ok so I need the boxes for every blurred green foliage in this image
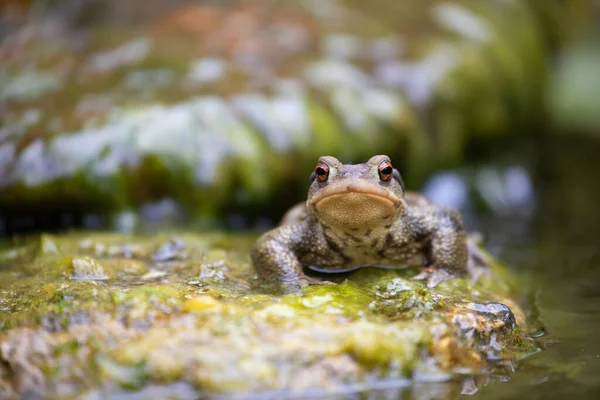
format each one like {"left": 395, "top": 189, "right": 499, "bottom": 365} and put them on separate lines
{"left": 0, "top": 0, "right": 596, "bottom": 224}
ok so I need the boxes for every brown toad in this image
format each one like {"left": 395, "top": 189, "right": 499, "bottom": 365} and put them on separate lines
{"left": 251, "top": 155, "right": 468, "bottom": 287}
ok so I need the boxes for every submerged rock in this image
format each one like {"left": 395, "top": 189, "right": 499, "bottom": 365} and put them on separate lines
{"left": 0, "top": 232, "right": 538, "bottom": 398}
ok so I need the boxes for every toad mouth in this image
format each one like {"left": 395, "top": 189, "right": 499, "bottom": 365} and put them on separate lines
{"left": 310, "top": 182, "right": 401, "bottom": 207}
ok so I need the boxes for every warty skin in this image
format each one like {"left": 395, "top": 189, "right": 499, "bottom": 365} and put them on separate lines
{"left": 251, "top": 155, "right": 468, "bottom": 287}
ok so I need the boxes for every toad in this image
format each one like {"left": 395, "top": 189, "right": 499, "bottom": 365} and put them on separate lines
{"left": 251, "top": 155, "right": 468, "bottom": 287}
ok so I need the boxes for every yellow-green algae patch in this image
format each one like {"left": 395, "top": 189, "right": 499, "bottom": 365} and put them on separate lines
{"left": 0, "top": 232, "right": 538, "bottom": 398}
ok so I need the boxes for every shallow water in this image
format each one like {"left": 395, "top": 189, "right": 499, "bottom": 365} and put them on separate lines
{"left": 467, "top": 139, "right": 600, "bottom": 400}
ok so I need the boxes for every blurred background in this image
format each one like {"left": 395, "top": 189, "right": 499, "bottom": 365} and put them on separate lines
{"left": 1, "top": 0, "right": 600, "bottom": 398}
{"left": 1, "top": 0, "right": 598, "bottom": 236}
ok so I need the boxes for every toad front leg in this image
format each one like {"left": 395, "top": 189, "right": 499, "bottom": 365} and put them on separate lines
{"left": 418, "top": 208, "right": 469, "bottom": 280}
{"left": 251, "top": 224, "right": 321, "bottom": 287}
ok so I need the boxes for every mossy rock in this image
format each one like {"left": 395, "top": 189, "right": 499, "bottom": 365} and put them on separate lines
{"left": 0, "top": 232, "right": 538, "bottom": 398}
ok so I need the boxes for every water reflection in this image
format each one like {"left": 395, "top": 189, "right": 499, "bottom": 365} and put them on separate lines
{"left": 470, "top": 140, "right": 600, "bottom": 400}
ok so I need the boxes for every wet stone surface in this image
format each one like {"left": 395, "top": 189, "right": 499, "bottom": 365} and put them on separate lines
{"left": 0, "top": 232, "right": 538, "bottom": 398}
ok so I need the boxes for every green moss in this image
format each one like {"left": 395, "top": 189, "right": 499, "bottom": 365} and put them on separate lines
{"left": 278, "top": 281, "right": 375, "bottom": 318}
{"left": 0, "top": 231, "right": 536, "bottom": 397}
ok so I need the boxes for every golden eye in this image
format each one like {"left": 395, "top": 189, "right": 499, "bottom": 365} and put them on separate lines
{"left": 378, "top": 160, "right": 393, "bottom": 182}
{"left": 315, "top": 162, "right": 329, "bottom": 182}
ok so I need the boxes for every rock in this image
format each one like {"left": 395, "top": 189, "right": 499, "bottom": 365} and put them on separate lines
{"left": 151, "top": 238, "right": 188, "bottom": 262}
{"left": 69, "top": 257, "right": 110, "bottom": 280}
{"left": 0, "top": 232, "right": 539, "bottom": 397}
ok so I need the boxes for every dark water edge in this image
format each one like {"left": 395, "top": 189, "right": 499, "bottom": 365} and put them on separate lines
{"left": 468, "top": 137, "right": 600, "bottom": 400}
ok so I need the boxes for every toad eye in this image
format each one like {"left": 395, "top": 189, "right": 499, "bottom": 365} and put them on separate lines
{"left": 378, "top": 160, "right": 393, "bottom": 182}
{"left": 315, "top": 162, "right": 330, "bottom": 182}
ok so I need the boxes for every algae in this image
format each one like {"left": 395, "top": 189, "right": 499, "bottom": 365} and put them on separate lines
{"left": 0, "top": 232, "right": 538, "bottom": 398}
